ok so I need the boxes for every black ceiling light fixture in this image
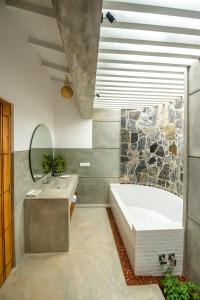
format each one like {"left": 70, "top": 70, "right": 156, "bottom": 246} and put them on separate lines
{"left": 94, "top": 93, "right": 100, "bottom": 98}
{"left": 106, "top": 11, "right": 116, "bottom": 24}
{"left": 101, "top": 11, "right": 116, "bottom": 24}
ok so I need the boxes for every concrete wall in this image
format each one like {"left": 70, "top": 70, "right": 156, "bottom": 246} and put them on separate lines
{"left": 55, "top": 108, "right": 120, "bottom": 204}
{"left": 185, "top": 60, "right": 200, "bottom": 284}
{"left": 0, "top": 4, "right": 56, "bottom": 265}
{"left": 54, "top": 92, "right": 92, "bottom": 148}
{"left": 13, "top": 151, "right": 47, "bottom": 264}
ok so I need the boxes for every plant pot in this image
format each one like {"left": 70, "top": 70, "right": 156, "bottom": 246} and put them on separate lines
{"left": 53, "top": 172, "right": 65, "bottom": 177}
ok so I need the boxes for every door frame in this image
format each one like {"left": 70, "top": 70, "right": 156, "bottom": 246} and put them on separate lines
{"left": 0, "top": 96, "right": 14, "bottom": 281}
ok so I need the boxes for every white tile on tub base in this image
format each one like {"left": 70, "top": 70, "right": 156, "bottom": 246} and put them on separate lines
{"left": 109, "top": 190, "right": 136, "bottom": 269}
{"left": 135, "top": 229, "right": 184, "bottom": 276}
{"left": 109, "top": 186, "right": 184, "bottom": 277}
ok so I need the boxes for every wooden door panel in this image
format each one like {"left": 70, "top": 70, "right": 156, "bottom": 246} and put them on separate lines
{"left": 0, "top": 274, "right": 3, "bottom": 287}
{"left": 0, "top": 99, "right": 12, "bottom": 284}
{"left": 3, "top": 102, "right": 11, "bottom": 118}
{"left": 5, "top": 262, "right": 12, "bottom": 278}
{"left": 0, "top": 194, "right": 2, "bottom": 236}
{"left": 0, "top": 155, "right": 2, "bottom": 196}
{"left": 3, "top": 192, "right": 11, "bottom": 230}
{"left": 0, "top": 235, "right": 3, "bottom": 281}
{"left": 3, "top": 116, "right": 10, "bottom": 154}
{"left": 0, "top": 103, "right": 2, "bottom": 156}
{"left": 3, "top": 154, "right": 10, "bottom": 193}
{"left": 4, "top": 228, "right": 12, "bottom": 268}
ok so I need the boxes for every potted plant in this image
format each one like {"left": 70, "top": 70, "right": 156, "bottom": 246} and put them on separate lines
{"left": 41, "top": 153, "right": 53, "bottom": 174}
{"left": 52, "top": 155, "right": 66, "bottom": 176}
{"left": 160, "top": 269, "right": 200, "bottom": 300}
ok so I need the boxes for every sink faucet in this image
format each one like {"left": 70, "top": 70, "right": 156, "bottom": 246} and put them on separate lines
{"left": 43, "top": 175, "right": 51, "bottom": 184}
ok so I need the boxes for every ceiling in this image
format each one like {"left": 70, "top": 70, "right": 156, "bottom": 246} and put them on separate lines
{"left": 5, "top": 0, "right": 69, "bottom": 93}
{"left": 94, "top": 0, "right": 200, "bottom": 109}
{"left": 5, "top": 0, "right": 102, "bottom": 118}
{"left": 52, "top": 0, "right": 102, "bottom": 118}
{"left": 5, "top": 0, "right": 200, "bottom": 114}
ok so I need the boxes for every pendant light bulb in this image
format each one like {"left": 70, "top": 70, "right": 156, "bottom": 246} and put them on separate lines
{"left": 60, "top": 75, "right": 73, "bottom": 100}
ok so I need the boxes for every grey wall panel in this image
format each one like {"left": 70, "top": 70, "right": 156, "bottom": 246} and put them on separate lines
{"left": 187, "top": 61, "right": 200, "bottom": 285}
{"left": 77, "top": 177, "right": 119, "bottom": 204}
{"left": 188, "top": 91, "right": 200, "bottom": 157}
{"left": 14, "top": 151, "right": 43, "bottom": 210}
{"left": 55, "top": 148, "right": 120, "bottom": 177}
{"left": 14, "top": 151, "right": 45, "bottom": 265}
{"left": 189, "top": 60, "right": 200, "bottom": 95}
{"left": 54, "top": 148, "right": 92, "bottom": 176}
{"left": 93, "top": 121, "right": 120, "bottom": 149}
{"left": 14, "top": 151, "right": 34, "bottom": 210}
{"left": 14, "top": 205, "right": 24, "bottom": 266}
{"left": 188, "top": 158, "right": 200, "bottom": 225}
{"left": 93, "top": 108, "right": 121, "bottom": 121}
{"left": 185, "top": 218, "right": 200, "bottom": 284}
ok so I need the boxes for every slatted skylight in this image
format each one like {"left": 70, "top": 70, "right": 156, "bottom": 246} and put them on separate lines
{"left": 94, "top": 0, "right": 200, "bottom": 109}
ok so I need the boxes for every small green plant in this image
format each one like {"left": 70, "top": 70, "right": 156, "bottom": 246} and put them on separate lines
{"left": 52, "top": 155, "right": 65, "bottom": 174}
{"left": 41, "top": 153, "right": 53, "bottom": 173}
{"left": 160, "top": 269, "right": 200, "bottom": 300}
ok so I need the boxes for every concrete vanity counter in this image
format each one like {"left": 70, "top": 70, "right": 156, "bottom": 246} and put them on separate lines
{"left": 25, "top": 175, "right": 78, "bottom": 200}
{"left": 24, "top": 175, "right": 78, "bottom": 253}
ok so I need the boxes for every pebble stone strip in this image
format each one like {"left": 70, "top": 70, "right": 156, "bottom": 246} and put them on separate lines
{"left": 106, "top": 208, "right": 161, "bottom": 285}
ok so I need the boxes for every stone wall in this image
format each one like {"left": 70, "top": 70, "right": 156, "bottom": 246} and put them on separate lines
{"left": 120, "top": 98, "right": 184, "bottom": 197}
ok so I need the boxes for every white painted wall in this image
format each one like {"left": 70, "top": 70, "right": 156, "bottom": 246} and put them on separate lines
{"left": 0, "top": 4, "right": 56, "bottom": 151}
{"left": 0, "top": 3, "right": 92, "bottom": 151}
{"left": 54, "top": 84, "right": 92, "bottom": 148}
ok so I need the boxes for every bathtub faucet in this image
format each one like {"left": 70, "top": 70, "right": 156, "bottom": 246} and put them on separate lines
{"left": 159, "top": 254, "right": 167, "bottom": 265}
{"left": 168, "top": 253, "right": 177, "bottom": 266}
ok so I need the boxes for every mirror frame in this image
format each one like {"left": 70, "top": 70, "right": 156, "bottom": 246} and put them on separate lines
{"left": 29, "top": 124, "right": 53, "bottom": 182}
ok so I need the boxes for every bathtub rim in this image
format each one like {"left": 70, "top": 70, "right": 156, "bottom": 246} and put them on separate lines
{"left": 110, "top": 183, "right": 184, "bottom": 231}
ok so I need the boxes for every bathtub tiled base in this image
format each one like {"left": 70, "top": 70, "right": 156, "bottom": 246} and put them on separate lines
{"left": 106, "top": 208, "right": 161, "bottom": 285}
{"left": 109, "top": 186, "right": 184, "bottom": 276}
{"left": 135, "top": 230, "right": 184, "bottom": 276}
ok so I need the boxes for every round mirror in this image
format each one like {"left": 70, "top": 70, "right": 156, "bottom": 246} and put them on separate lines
{"left": 29, "top": 124, "right": 53, "bottom": 181}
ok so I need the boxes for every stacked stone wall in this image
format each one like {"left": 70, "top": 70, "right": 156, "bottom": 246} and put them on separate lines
{"left": 120, "top": 98, "right": 184, "bottom": 197}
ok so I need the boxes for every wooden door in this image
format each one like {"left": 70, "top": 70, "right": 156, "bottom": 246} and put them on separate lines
{"left": 0, "top": 99, "right": 13, "bottom": 286}
{"left": 0, "top": 101, "right": 3, "bottom": 285}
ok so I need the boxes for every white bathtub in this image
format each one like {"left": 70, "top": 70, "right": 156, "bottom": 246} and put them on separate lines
{"left": 109, "top": 184, "right": 184, "bottom": 276}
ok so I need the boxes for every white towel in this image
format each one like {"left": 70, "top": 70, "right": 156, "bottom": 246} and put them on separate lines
{"left": 71, "top": 194, "right": 77, "bottom": 203}
{"left": 59, "top": 175, "right": 71, "bottom": 178}
{"left": 26, "top": 189, "right": 42, "bottom": 197}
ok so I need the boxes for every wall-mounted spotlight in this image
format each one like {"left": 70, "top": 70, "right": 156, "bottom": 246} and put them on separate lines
{"left": 106, "top": 11, "right": 116, "bottom": 24}
{"left": 101, "top": 11, "right": 116, "bottom": 24}
{"left": 95, "top": 93, "right": 100, "bottom": 98}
